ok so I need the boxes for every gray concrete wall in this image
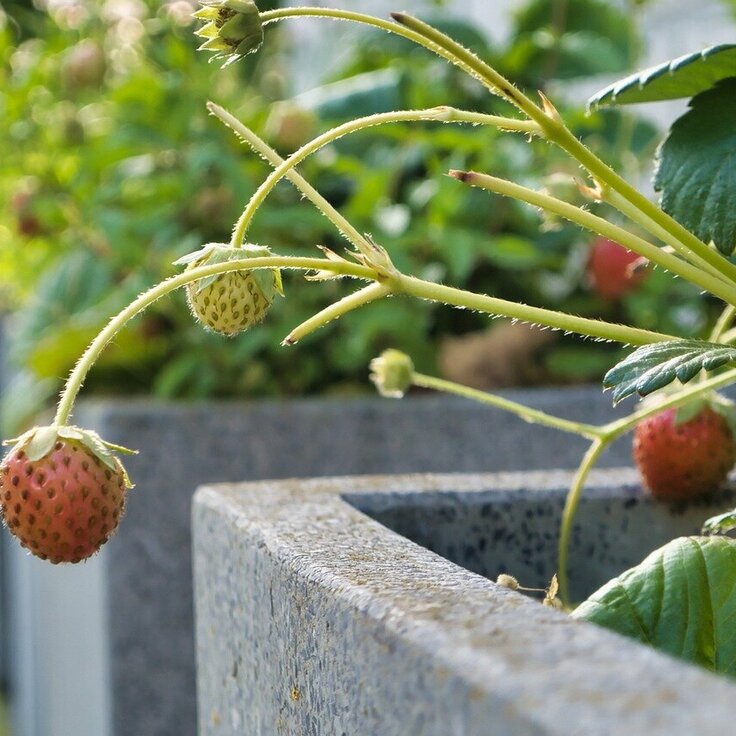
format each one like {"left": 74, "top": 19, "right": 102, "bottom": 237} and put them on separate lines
{"left": 193, "top": 471, "right": 736, "bottom": 735}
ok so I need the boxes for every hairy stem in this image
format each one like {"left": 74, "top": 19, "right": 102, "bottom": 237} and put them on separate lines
{"left": 261, "top": 9, "right": 736, "bottom": 288}
{"left": 412, "top": 373, "right": 604, "bottom": 439}
{"left": 452, "top": 171, "right": 736, "bottom": 306}
{"left": 396, "top": 273, "right": 676, "bottom": 346}
{"left": 605, "top": 189, "right": 735, "bottom": 288}
{"left": 209, "top": 101, "right": 370, "bottom": 253}
{"left": 557, "top": 438, "right": 608, "bottom": 605}
{"left": 54, "top": 256, "right": 376, "bottom": 426}
{"left": 283, "top": 282, "right": 393, "bottom": 345}
{"left": 231, "top": 107, "right": 539, "bottom": 249}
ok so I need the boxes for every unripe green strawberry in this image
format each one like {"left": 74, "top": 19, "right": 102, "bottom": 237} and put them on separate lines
{"left": 633, "top": 402, "right": 736, "bottom": 501}
{"left": 0, "top": 426, "right": 134, "bottom": 564}
{"left": 175, "top": 243, "right": 283, "bottom": 337}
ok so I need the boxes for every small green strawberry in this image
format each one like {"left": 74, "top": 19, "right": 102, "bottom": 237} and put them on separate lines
{"left": 194, "top": 0, "right": 263, "bottom": 67}
{"left": 175, "top": 243, "right": 283, "bottom": 337}
{"left": 0, "top": 425, "right": 135, "bottom": 563}
{"left": 633, "top": 397, "right": 736, "bottom": 501}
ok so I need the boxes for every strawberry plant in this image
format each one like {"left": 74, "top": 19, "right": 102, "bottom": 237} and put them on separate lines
{"left": 4, "top": 0, "right": 736, "bottom": 678}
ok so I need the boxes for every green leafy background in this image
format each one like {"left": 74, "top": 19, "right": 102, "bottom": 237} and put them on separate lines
{"left": 0, "top": 0, "right": 718, "bottom": 429}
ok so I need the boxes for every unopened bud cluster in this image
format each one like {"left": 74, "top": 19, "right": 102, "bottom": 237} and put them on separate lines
{"left": 194, "top": 0, "right": 263, "bottom": 66}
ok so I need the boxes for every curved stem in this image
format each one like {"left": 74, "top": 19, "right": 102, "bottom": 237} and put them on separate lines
{"left": 261, "top": 9, "right": 736, "bottom": 287}
{"left": 710, "top": 305, "right": 736, "bottom": 342}
{"left": 396, "top": 273, "right": 676, "bottom": 346}
{"left": 283, "top": 282, "right": 392, "bottom": 345}
{"left": 412, "top": 372, "right": 604, "bottom": 439}
{"left": 388, "top": 12, "right": 736, "bottom": 288}
{"left": 53, "top": 256, "right": 376, "bottom": 426}
{"left": 259, "top": 7, "right": 533, "bottom": 109}
{"left": 231, "top": 107, "right": 539, "bottom": 249}
{"left": 557, "top": 438, "right": 608, "bottom": 605}
{"left": 209, "top": 101, "right": 369, "bottom": 253}
{"left": 453, "top": 171, "right": 736, "bottom": 306}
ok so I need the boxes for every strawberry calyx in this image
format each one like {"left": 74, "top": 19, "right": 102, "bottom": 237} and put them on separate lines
{"left": 174, "top": 242, "right": 284, "bottom": 300}
{"left": 194, "top": 1, "right": 264, "bottom": 67}
{"left": 3, "top": 424, "right": 136, "bottom": 489}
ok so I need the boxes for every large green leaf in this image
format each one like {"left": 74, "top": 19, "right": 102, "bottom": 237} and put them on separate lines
{"left": 573, "top": 537, "right": 736, "bottom": 676}
{"left": 588, "top": 44, "right": 736, "bottom": 109}
{"left": 654, "top": 79, "right": 736, "bottom": 255}
{"left": 603, "top": 340, "right": 736, "bottom": 403}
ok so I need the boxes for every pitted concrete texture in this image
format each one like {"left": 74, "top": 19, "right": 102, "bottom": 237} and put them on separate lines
{"left": 193, "top": 471, "right": 736, "bottom": 736}
{"left": 79, "top": 387, "right": 634, "bottom": 736}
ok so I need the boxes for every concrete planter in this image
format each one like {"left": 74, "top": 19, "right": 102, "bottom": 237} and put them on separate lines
{"left": 10, "top": 386, "right": 636, "bottom": 736}
{"left": 193, "top": 470, "right": 736, "bottom": 736}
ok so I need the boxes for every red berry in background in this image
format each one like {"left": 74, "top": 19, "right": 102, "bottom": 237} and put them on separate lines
{"left": 0, "top": 426, "right": 133, "bottom": 563}
{"left": 587, "top": 237, "right": 647, "bottom": 300}
{"left": 633, "top": 405, "right": 736, "bottom": 502}
{"left": 10, "top": 192, "right": 43, "bottom": 238}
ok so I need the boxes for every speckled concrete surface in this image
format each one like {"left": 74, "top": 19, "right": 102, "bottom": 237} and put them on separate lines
{"left": 81, "top": 387, "right": 633, "bottom": 736}
{"left": 193, "top": 470, "right": 736, "bottom": 736}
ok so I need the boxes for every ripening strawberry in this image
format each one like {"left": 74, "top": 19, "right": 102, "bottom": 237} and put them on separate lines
{"left": 175, "top": 243, "right": 283, "bottom": 337}
{"left": 587, "top": 237, "right": 647, "bottom": 300}
{"left": 0, "top": 425, "right": 134, "bottom": 563}
{"left": 633, "top": 403, "right": 736, "bottom": 502}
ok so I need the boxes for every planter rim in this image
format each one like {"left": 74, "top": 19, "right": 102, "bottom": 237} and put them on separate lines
{"left": 195, "top": 469, "right": 736, "bottom": 735}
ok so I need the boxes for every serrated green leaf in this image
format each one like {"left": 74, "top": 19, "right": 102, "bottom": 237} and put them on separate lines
{"left": 573, "top": 537, "right": 736, "bottom": 677}
{"left": 603, "top": 340, "right": 736, "bottom": 403}
{"left": 588, "top": 44, "right": 736, "bottom": 109}
{"left": 24, "top": 426, "right": 59, "bottom": 461}
{"left": 654, "top": 80, "right": 736, "bottom": 255}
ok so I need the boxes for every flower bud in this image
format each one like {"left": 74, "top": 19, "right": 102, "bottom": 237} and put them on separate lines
{"left": 369, "top": 350, "right": 414, "bottom": 398}
{"left": 194, "top": 0, "right": 263, "bottom": 67}
{"left": 496, "top": 574, "right": 520, "bottom": 590}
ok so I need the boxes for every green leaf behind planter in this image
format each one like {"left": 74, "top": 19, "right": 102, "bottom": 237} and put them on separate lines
{"left": 588, "top": 44, "right": 736, "bottom": 109}
{"left": 603, "top": 340, "right": 736, "bottom": 403}
{"left": 573, "top": 537, "right": 736, "bottom": 677}
{"left": 654, "top": 80, "right": 736, "bottom": 255}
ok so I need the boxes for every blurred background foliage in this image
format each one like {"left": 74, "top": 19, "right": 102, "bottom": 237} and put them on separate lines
{"left": 0, "top": 0, "right": 721, "bottom": 429}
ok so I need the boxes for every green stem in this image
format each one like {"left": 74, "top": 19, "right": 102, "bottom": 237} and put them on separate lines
{"left": 388, "top": 12, "right": 736, "bottom": 288}
{"left": 710, "top": 305, "right": 736, "bottom": 342}
{"left": 396, "top": 273, "right": 676, "bottom": 346}
{"left": 556, "top": 364, "right": 736, "bottom": 602}
{"left": 283, "top": 282, "right": 392, "bottom": 345}
{"left": 209, "top": 101, "right": 370, "bottom": 253}
{"left": 604, "top": 189, "right": 735, "bottom": 289}
{"left": 259, "top": 7, "right": 528, "bottom": 107}
{"left": 452, "top": 171, "right": 736, "bottom": 306}
{"left": 412, "top": 373, "right": 604, "bottom": 439}
{"left": 557, "top": 438, "right": 608, "bottom": 606}
{"left": 264, "top": 9, "right": 736, "bottom": 288}
{"left": 600, "top": 367, "right": 736, "bottom": 439}
{"left": 231, "top": 107, "right": 538, "bottom": 249}
{"left": 53, "top": 256, "right": 376, "bottom": 426}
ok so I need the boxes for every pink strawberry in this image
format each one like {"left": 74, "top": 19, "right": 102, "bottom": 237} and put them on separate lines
{"left": 633, "top": 403, "right": 736, "bottom": 501}
{"left": 0, "top": 426, "right": 134, "bottom": 563}
{"left": 587, "top": 237, "right": 647, "bottom": 300}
